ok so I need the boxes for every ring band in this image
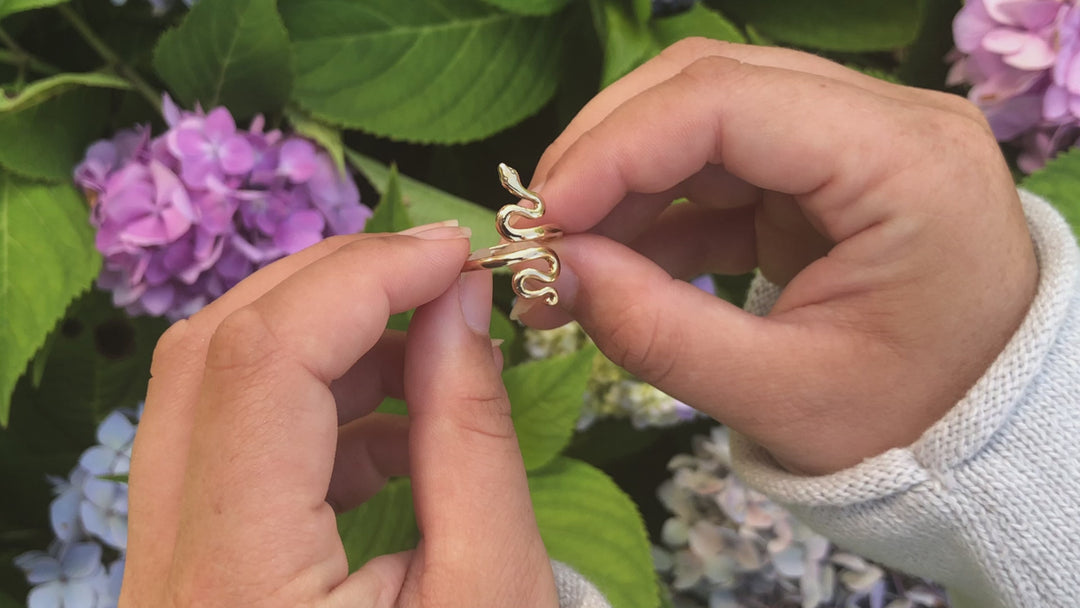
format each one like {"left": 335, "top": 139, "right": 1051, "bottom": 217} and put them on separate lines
{"left": 462, "top": 239, "right": 561, "bottom": 272}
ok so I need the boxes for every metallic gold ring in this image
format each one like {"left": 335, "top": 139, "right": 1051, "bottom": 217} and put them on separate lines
{"left": 462, "top": 163, "right": 562, "bottom": 305}
{"left": 463, "top": 240, "right": 561, "bottom": 305}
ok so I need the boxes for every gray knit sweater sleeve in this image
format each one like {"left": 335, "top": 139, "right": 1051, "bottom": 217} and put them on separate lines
{"left": 730, "top": 190, "right": 1080, "bottom": 608}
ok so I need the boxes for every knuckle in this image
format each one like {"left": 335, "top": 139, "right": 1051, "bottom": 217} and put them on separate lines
{"left": 336, "top": 234, "right": 399, "bottom": 267}
{"left": 149, "top": 319, "right": 199, "bottom": 377}
{"left": 677, "top": 54, "right": 747, "bottom": 89}
{"left": 453, "top": 391, "right": 517, "bottom": 443}
{"left": 660, "top": 36, "right": 733, "bottom": 63}
{"left": 941, "top": 113, "right": 1000, "bottom": 161}
{"left": 598, "top": 303, "right": 679, "bottom": 386}
{"left": 204, "top": 307, "right": 278, "bottom": 374}
{"left": 938, "top": 92, "right": 993, "bottom": 130}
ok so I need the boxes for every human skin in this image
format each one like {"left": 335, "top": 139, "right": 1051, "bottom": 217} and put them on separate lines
{"left": 518, "top": 38, "right": 1039, "bottom": 475}
{"left": 120, "top": 224, "right": 559, "bottom": 607}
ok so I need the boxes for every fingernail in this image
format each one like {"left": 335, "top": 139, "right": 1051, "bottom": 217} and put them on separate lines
{"left": 553, "top": 259, "right": 578, "bottom": 310}
{"left": 490, "top": 338, "right": 504, "bottom": 348}
{"left": 399, "top": 220, "right": 457, "bottom": 235}
{"left": 459, "top": 271, "right": 492, "bottom": 335}
{"left": 409, "top": 225, "right": 472, "bottom": 241}
{"left": 509, "top": 297, "right": 539, "bottom": 322}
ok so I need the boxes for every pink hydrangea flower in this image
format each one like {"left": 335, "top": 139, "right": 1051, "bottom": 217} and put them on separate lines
{"left": 75, "top": 95, "right": 372, "bottom": 321}
{"left": 949, "top": 0, "right": 1080, "bottom": 171}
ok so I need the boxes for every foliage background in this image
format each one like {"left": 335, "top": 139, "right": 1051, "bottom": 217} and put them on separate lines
{"left": 2, "top": 0, "right": 1079, "bottom": 606}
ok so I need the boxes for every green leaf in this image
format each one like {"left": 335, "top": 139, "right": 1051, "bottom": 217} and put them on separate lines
{"left": 593, "top": 1, "right": 743, "bottom": 86}
{"left": 531, "top": 458, "right": 657, "bottom": 608}
{"left": 364, "top": 165, "right": 415, "bottom": 235}
{"left": 0, "top": 589, "right": 21, "bottom": 608}
{"left": 490, "top": 307, "right": 517, "bottom": 360}
{"left": 348, "top": 151, "right": 497, "bottom": 248}
{"left": 480, "top": 0, "right": 572, "bottom": 16}
{"left": 0, "top": 86, "right": 111, "bottom": 181}
{"left": 898, "top": 0, "right": 963, "bottom": 89}
{"left": 0, "top": 0, "right": 64, "bottom": 19}
{"left": 649, "top": 4, "right": 744, "bottom": 49}
{"left": 504, "top": 346, "right": 594, "bottom": 471}
{"left": 0, "top": 289, "right": 164, "bottom": 530}
{"left": 337, "top": 478, "right": 418, "bottom": 570}
{"left": 712, "top": 0, "right": 923, "bottom": 52}
{"left": 29, "top": 289, "right": 167, "bottom": 422}
{"left": 98, "top": 473, "right": 129, "bottom": 483}
{"left": 285, "top": 105, "right": 345, "bottom": 173}
{"left": 0, "top": 72, "right": 130, "bottom": 113}
{"left": 0, "top": 172, "right": 100, "bottom": 425}
{"left": 281, "top": 0, "right": 565, "bottom": 143}
{"left": 1021, "top": 148, "right": 1080, "bottom": 237}
{"left": 592, "top": 0, "right": 651, "bottom": 87}
{"left": 153, "top": 0, "right": 294, "bottom": 119}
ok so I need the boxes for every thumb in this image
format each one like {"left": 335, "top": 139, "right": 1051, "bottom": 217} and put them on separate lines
{"left": 524, "top": 234, "right": 830, "bottom": 431}
{"left": 403, "top": 271, "right": 557, "bottom": 607}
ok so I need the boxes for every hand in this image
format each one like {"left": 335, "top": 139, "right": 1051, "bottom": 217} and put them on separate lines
{"left": 120, "top": 225, "right": 558, "bottom": 607}
{"left": 520, "top": 39, "right": 1039, "bottom": 475}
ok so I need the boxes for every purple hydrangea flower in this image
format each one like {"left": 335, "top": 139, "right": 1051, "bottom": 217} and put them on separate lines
{"left": 948, "top": 0, "right": 1080, "bottom": 171}
{"left": 1045, "top": 4, "right": 1080, "bottom": 120}
{"left": 76, "top": 96, "right": 371, "bottom": 321}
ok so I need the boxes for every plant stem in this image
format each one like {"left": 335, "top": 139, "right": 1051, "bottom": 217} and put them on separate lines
{"left": 57, "top": 5, "right": 161, "bottom": 111}
{"left": 0, "top": 28, "right": 62, "bottom": 76}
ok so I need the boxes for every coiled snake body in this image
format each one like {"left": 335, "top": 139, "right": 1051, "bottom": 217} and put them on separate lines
{"left": 463, "top": 164, "right": 562, "bottom": 305}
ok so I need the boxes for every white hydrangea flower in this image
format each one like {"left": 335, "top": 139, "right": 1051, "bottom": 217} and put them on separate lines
{"left": 655, "top": 426, "right": 950, "bottom": 608}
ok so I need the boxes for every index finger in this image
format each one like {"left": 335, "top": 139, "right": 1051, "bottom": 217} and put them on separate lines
{"left": 537, "top": 56, "right": 924, "bottom": 242}
{"left": 169, "top": 233, "right": 470, "bottom": 587}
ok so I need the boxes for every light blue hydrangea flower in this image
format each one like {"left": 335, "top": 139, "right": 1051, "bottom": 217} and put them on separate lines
{"left": 15, "top": 407, "right": 141, "bottom": 607}
{"left": 80, "top": 479, "right": 129, "bottom": 551}
{"left": 48, "top": 468, "right": 90, "bottom": 543}
{"left": 15, "top": 542, "right": 111, "bottom": 608}
{"left": 78, "top": 411, "right": 135, "bottom": 477}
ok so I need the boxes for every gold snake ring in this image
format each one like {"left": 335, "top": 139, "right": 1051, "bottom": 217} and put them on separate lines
{"left": 462, "top": 164, "right": 562, "bottom": 305}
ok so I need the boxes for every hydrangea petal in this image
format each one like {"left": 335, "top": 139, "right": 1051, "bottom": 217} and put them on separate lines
{"left": 982, "top": 27, "right": 1030, "bottom": 54}
{"left": 60, "top": 542, "right": 103, "bottom": 578}
{"left": 50, "top": 487, "right": 85, "bottom": 543}
{"left": 22, "top": 556, "right": 61, "bottom": 585}
{"left": 203, "top": 107, "right": 238, "bottom": 141}
{"left": 998, "top": 0, "right": 1064, "bottom": 29}
{"left": 140, "top": 284, "right": 177, "bottom": 316}
{"left": 79, "top": 447, "right": 119, "bottom": 476}
{"left": 27, "top": 581, "right": 63, "bottom": 608}
{"left": 1003, "top": 36, "right": 1056, "bottom": 69}
{"left": 772, "top": 547, "right": 806, "bottom": 578}
{"left": 96, "top": 411, "right": 136, "bottom": 449}
{"left": 106, "top": 558, "right": 126, "bottom": 604}
{"left": 218, "top": 136, "right": 256, "bottom": 175}
{"left": 62, "top": 579, "right": 101, "bottom": 608}
{"left": 273, "top": 210, "right": 325, "bottom": 254}
{"left": 278, "top": 139, "right": 319, "bottom": 183}
{"left": 953, "top": 0, "right": 995, "bottom": 52}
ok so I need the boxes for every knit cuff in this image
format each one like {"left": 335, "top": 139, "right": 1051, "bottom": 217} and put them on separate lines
{"left": 552, "top": 560, "right": 611, "bottom": 608}
{"left": 729, "top": 189, "right": 1079, "bottom": 507}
